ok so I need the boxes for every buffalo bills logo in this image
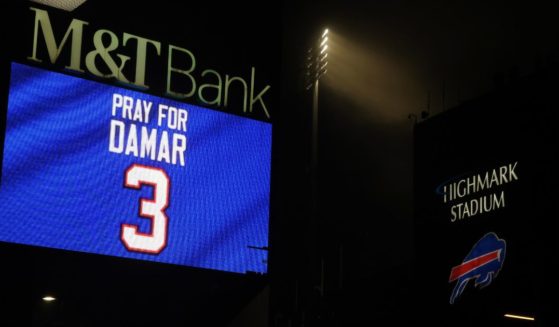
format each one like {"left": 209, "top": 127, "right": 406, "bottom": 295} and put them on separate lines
{"left": 449, "top": 232, "right": 506, "bottom": 304}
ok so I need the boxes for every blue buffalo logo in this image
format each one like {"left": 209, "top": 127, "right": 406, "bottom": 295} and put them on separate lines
{"left": 449, "top": 232, "right": 506, "bottom": 304}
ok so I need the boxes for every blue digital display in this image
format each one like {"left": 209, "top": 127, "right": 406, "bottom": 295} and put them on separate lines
{"left": 0, "top": 62, "right": 271, "bottom": 274}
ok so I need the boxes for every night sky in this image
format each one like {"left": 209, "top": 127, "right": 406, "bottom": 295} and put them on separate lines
{"left": 1, "top": 0, "right": 558, "bottom": 326}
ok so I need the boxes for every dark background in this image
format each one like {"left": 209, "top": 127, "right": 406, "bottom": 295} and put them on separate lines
{"left": 1, "top": 0, "right": 558, "bottom": 326}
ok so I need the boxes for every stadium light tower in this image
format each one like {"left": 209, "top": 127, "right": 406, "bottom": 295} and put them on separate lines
{"left": 306, "top": 28, "right": 328, "bottom": 180}
{"left": 304, "top": 28, "right": 329, "bottom": 302}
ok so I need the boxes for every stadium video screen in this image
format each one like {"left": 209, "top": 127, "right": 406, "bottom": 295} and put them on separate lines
{"left": 0, "top": 62, "right": 271, "bottom": 274}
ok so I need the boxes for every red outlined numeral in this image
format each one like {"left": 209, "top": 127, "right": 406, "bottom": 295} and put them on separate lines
{"left": 120, "top": 164, "right": 170, "bottom": 254}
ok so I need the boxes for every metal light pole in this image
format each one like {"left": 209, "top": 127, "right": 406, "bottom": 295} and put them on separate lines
{"left": 314, "top": 29, "right": 327, "bottom": 300}
{"left": 306, "top": 28, "right": 328, "bottom": 186}
{"left": 310, "top": 29, "right": 328, "bottom": 177}
{"left": 293, "top": 28, "right": 329, "bottom": 327}
{"left": 301, "top": 29, "right": 328, "bottom": 324}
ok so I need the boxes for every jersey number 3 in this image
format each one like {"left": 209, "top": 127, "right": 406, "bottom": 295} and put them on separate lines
{"left": 120, "top": 164, "right": 170, "bottom": 254}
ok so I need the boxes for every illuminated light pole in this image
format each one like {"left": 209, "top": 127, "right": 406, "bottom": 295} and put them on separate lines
{"left": 304, "top": 28, "right": 328, "bottom": 302}
{"left": 305, "top": 28, "right": 328, "bottom": 184}
{"left": 312, "top": 29, "right": 328, "bottom": 176}
{"left": 290, "top": 27, "right": 329, "bottom": 327}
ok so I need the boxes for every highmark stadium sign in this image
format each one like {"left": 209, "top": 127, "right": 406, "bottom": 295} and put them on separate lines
{"left": 437, "top": 162, "right": 519, "bottom": 222}
{"left": 26, "top": 6, "right": 271, "bottom": 119}
{"left": 0, "top": 7, "right": 272, "bottom": 274}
